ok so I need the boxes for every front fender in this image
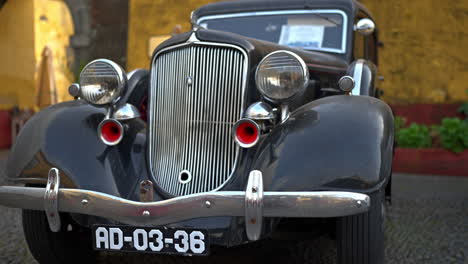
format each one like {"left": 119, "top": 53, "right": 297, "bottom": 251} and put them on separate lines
{"left": 5, "top": 100, "right": 149, "bottom": 200}
{"left": 251, "top": 95, "right": 394, "bottom": 193}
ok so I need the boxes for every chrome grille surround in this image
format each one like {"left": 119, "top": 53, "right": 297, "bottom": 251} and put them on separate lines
{"left": 148, "top": 37, "right": 248, "bottom": 197}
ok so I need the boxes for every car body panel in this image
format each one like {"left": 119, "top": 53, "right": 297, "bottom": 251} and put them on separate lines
{"left": 4, "top": 0, "right": 391, "bottom": 248}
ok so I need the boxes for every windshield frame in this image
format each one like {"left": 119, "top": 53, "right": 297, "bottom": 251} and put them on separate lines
{"left": 197, "top": 9, "right": 348, "bottom": 54}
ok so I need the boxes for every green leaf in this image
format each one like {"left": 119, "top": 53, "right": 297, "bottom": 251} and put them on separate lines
{"left": 395, "top": 123, "right": 432, "bottom": 148}
{"left": 439, "top": 117, "right": 468, "bottom": 153}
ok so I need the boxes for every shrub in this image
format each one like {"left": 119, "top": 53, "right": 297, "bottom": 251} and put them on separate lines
{"left": 438, "top": 118, "right": 468, "bottom": 153}
{"left": 458, "top": 89, "right": 468, "bottom": 119}
{"left": 396, "top": 123, "right": 432, "bottom": 148}
{"left": 394, "top": 116, "right": 406, "bottom": 132}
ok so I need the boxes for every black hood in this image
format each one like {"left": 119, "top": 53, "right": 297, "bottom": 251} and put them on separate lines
{"left": 151, "top": 28, "right": 348, "bottom": 74}
{"left": 150, "top": 28, "right": 348, "bottom": 111}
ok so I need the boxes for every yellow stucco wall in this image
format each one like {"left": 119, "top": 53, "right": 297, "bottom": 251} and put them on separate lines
{"left": 128, "top": 0, "right": 468, "bottom": 104}
{"left": 127, "top": 0, "right": 217, "bottom": 70}
{"left": 34, "top": 0, "right": 75, "bottom": 104}
{"left": 0, "top": 0, "right": 36, "bottom": 109}
{"left": 0, "top": 0, "right": 74, "bottom": 110}
{"left": 360, "top": 0, "right": 468, "bottom": 104}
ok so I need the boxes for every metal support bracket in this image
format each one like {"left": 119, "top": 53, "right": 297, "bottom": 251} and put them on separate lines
{"left": 44, "top": 168, "right": 61, "bottom": 232}
{"left": 140, "top": 180, "right": 154, "bottom": 202}
{"left": 245, "top": 170, "right": 264, "bottom": 241}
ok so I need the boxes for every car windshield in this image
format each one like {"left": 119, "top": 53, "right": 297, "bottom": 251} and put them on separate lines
{"left": 198, "top": 10, "right": 347, "bottom": 54}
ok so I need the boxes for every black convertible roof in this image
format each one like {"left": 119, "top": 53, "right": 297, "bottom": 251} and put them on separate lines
{"left": 193, "top": 0, "right": 369, "bottom": 21}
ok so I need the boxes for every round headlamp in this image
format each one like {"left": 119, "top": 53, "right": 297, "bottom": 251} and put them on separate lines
{"left": 255, "top": 50, "right": 309, "bottom": 102}
{"left": 79, "top": 59, "right": 127, "bottom": 105}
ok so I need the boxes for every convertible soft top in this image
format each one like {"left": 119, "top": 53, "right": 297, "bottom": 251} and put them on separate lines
{"left": 192, "top": 0, "right": 369, "bottom": 21}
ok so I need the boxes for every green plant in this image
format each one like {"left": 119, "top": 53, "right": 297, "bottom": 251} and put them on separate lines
{"left": 394, "top": 116, "right": 407, "bottom": 132}
{"left": 459, "top": 103, "right": 468, "bottom": 117}
{"left": 458, "top": 89, "right": 468, "bottom": 121}
{"left": 438, "top": 117, "right": 468, "bottom": 153}
{"left": 396, "top": 123, "right": 432, "bottom": 148}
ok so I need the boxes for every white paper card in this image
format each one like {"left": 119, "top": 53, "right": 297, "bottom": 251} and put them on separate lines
{"left": 279, "top": 25, "right": 325, "bottom": 49}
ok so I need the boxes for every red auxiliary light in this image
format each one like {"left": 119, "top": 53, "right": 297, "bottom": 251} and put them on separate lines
{"left": 233, "top": 119, "right": 260, "bottom": 148}
{"left": 98, "top": 119, "right": 124, "bottom": 146}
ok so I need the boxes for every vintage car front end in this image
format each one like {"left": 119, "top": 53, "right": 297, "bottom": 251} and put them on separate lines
{"left": 1, "top": 1, "right": 393, "bottom": 263}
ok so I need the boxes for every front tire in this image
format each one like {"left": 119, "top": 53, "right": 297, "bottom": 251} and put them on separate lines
{"left": 22, "top": 210, "right": 97, "bottom": 264}
{"left": 336, "top": 190, "right": 385, "bottom": 264}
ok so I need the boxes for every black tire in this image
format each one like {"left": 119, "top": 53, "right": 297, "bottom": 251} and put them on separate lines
{"left": 336, "top": 190, "right": 385, "bottom": 264}
{"left": 22, "top": 210, "right": 97, "bottom": 264}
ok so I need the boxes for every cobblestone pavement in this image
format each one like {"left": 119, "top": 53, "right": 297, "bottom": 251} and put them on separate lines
{"left": 0, "top": 151, "right": 466, "bottom": 264}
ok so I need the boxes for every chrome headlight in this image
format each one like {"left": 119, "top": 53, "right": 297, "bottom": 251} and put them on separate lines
{"left": 79, "top": 59, "right": 127, "bottom": 105}
{"left": 255, "top": 50, "right": 309, "bottom": 101}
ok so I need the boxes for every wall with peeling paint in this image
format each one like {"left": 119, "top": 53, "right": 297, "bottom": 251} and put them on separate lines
{"left": 0, "top": 0, "right": 74, "bottom": 110}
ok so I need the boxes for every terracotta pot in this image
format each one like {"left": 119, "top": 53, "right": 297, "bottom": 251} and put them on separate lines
{"left": 391, "top": 104, "right": 464, "bottom": 125}
{"left": 393, "top": 148, "right": 468, "bottom": 176}
{"left": 0, "top": 111, "right": 11, "bottom": 149}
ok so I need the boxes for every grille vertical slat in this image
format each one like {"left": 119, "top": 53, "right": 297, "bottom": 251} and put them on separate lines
{"left": 149, "top": 43, "right": 246, "bottom": 196}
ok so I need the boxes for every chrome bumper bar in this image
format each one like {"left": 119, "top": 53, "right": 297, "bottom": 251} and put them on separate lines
{"left": 0, "top": 169, "right": 370, "bottom": 241}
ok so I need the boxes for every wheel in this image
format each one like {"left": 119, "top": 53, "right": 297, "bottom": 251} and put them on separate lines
{"left": 22, "top": 210, "right": 97, "bottom": 264}
{"left": 336, "top": 190, "right": 385, "bottom": 264}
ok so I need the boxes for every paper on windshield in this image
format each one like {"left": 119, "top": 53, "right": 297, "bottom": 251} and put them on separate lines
{"left": 279, "top": 25, "right": 325, "bottom": 49}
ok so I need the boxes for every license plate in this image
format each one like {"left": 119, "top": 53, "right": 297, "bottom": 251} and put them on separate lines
{"left": 92, "top": 225, "right": 209, "bottom": 256}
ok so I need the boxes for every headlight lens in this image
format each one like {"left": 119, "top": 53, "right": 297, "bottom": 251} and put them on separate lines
{"left": 79, "top": 59, "right": 127, "bottom": 105}
{"left": 255, "top": 50, "right": 309, "bottom": 101}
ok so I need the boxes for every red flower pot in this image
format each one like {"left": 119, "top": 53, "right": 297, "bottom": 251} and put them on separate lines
{"left": 393, "top": 148, "right": 468, "bottom": 176}
{"left": 0, "top": 111, "right": 11, "bottom": 149}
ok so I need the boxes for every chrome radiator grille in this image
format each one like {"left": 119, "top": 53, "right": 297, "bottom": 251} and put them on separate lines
{"left": 149, "top": 43, "right": 247, "bottom": 196}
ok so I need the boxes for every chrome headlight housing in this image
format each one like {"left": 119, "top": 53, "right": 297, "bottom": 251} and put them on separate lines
{"left": 255, "top": 50, "right": 309, "bottom": 102}
{"left": 79, "top": 59, "right": 127, "bottom": 105}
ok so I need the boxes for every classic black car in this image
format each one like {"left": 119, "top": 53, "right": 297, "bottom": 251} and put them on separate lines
{"left": 0, "top": 0, "right": 393, "bottom": 263}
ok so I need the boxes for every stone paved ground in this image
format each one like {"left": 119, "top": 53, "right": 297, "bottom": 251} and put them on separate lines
{"left": 0, "top": 151, "right": 467, "bottom": 264}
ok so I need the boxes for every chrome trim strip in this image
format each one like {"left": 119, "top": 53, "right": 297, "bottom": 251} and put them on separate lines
{"left": 44, "top": 168, "right": 61, "bottom": 232}
{"left": 245, "top": 170, "right": 263, "bottom": 241}
{"left": 197, "top": 9, "right": 348, "bottom": 54}
{"left": 244, "top": 101, "right": 275, "bottom": 121}
{"left": 0, "top": 170, "right": 370, "bottom": 231}
{"left": 352, "top": 61, "right": 364, "bottom": 96}
{"left": 113, "top": 103, "right": 141, "bottom": 120}
{"left": 6, "top": 177, "right": 48, "bottom": 184}
{"left": 148, "top": 38, "right": 249, "bottom": 196}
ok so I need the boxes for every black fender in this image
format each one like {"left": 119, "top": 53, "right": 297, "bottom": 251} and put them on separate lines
{"left": 119, "top": 69, "right": 149, "bottom": 108}
{"left": 5, "top": 100, "right": 241, "bottom": 246}
{"left": 5, "top": 100, "right": 150, "bottom": 201}
{"left": 250, "top": 95, "right": 394, "bottom": 193}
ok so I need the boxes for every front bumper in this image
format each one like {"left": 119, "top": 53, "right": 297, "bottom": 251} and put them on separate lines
{"left": 0, "top": 168, "right": 370, "bottom": 241}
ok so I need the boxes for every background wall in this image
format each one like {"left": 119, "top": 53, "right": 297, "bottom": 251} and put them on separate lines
{"left": 0, "top": 0, "right": 37, "bottom": 110}
{"left": 64, "top": 0, "right": 128, "bottom": 76}
{"left": 127, "top": 0, "right": 214, "bottom": 70}
{"left": 360, "top": 0, "right": 468, "bottom": 104}
{"left": 127, "top": 0, "right": 468, "bottom": 104}
{"left": 0, "top": 0, "right": 74, "bottom": 110}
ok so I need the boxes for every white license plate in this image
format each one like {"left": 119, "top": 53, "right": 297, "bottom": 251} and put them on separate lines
{"left": 92, "top": 225, "right": 209, "bottom": 255}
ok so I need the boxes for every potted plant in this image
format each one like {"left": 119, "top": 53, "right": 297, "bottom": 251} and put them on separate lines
{"left": 393, "top": 92, "right": 468, "bottom": 176}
